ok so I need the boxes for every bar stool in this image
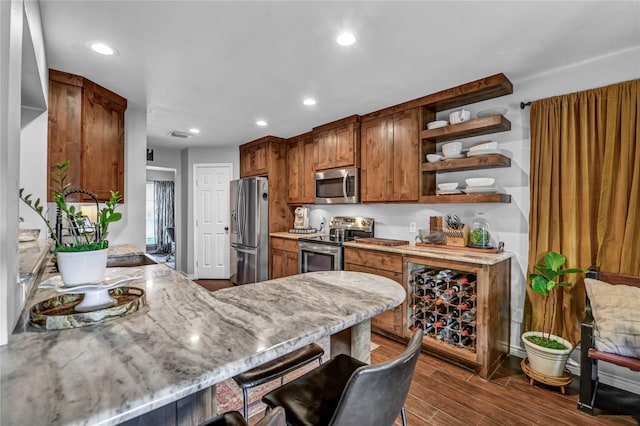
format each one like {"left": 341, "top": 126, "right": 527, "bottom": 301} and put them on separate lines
{"left": 200, "top": 406, "right": 285, "bottom": 426}
{"left": 232, "top": 343, "right": 324, "bottom": 420}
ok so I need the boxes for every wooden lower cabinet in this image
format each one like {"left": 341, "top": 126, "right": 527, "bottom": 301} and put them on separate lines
{"left": 404, "top": 255, "right": 511, "bottom": 379}
{"left": 271, "top": 237, "right": 298, "bottom": 279}
{"left": 343, "top": 247, "right": 405, "bottom": 337}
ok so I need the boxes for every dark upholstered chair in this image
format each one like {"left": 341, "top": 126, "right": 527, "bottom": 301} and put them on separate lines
{"left": 262, "top": 330, "right": 424, "bottom": 426}
{"left": 233, "top": 343, "right": 324, "bottom": 420}
{"left": 200, "top": 406, "right": 285, "bottom": 426}
{"left": 578, "top": 270, "right": 640, "bottom": 414}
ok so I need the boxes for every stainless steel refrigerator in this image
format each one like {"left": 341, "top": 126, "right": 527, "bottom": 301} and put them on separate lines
{"left": 229, "top": 177, "right": 269, "bottom": 285}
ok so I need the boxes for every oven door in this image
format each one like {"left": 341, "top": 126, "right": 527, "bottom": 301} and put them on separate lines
{"left": 298, "top": 242, "right": 343, "bottom": 273}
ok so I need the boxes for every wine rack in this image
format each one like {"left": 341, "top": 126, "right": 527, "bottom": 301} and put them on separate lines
{"left": 408, "top": 266, "right": 478, "bottom": 353}
{"left": 404, "top": 256, "right": 511, "bottom": 379}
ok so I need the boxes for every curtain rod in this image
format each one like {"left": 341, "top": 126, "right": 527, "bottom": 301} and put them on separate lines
{"left": 520, "top": 101, "right": 532, "bottom": 109}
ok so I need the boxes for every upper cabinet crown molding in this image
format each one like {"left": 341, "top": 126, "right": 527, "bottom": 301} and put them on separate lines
{"left": 47, "top": 69, "right": 127, "bottom": 203}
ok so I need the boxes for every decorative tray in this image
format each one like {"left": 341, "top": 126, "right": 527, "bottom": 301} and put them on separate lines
{"left": 29, "top": 286, "right": 146, "bottom": 330}
{"left": 415, "top": 242, "right": 504, "bottom": 254}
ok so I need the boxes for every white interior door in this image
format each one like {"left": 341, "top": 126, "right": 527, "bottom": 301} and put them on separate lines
{"left": 194, "top": 164, "right": 231, "bottom": 279}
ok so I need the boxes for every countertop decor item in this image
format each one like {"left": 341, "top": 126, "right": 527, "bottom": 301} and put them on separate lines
{"left": 19, "top": 161, "right": 123, "bottom": 285}
{"left": 29, "top": 286, "right": 146, "bottom": 330}
{"left": 523, "top": 251, "right": 586, "bottom": 376}
{"left": 469, "top": 212, "right": 492, "bottom": 248}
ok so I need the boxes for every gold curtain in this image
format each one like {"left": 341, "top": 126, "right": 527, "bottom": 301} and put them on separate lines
{"left": 526, "top": 79, "right": 640, "bottom": 345}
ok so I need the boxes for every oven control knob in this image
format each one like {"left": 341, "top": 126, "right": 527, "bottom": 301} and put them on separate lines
{"left": 361, "top": 219, "right": 371, "bottom": 227}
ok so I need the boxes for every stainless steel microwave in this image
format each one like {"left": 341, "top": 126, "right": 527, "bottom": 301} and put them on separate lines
{"left": 315, "top": 167, "right": 360, "bottom": 204}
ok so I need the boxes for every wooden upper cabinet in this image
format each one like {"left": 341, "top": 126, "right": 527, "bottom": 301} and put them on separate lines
{"left": 361, "top": 108, "right": 420, "bottom": 202}
{"left": 48, "top": 69, "right": 126, "bottom": 203}
{"left": 240, "top": 141, "right": 269, "bottom": 177}
{"left": 287, "top": 132, "right": 315, "bottom": 204}
{"left": 313, "top": 115, "right": 360, "bottom": 171}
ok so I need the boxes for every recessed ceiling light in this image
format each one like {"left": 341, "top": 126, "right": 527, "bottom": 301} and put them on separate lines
{"left": 336, "top": 32, "right": 356, "bottom": 46}
{"left": 90, "top": 43, "right": 118, "bottom": 56}
{"left": 256, "top": 120, "right": 267, "bottom": 126}
{"left": 303, "top": 98, "right": 316, "bottom": 106}
{"left": 188, "top": 128, "right": 200, "bottom": 134}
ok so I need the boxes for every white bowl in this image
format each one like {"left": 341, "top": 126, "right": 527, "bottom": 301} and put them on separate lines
{"left": 442, "top": 141, "right": 462, "bottom": 157}
{"left": 465, "top": 177, "right": 495, "bottom": 187}
{"left": 437, "top": 182, "right": 458, "bottom": 191}
{"left": 426, "top": 120, "right": 448, "bottom": 130}
{"left": 477, "top": 108, "right": 507, "bottom": 118}
{"left": 426, "top": 154, "right": 443, "bottom": 163}
{"left": 469, "top": 141, "right": 498, "bottom": 152}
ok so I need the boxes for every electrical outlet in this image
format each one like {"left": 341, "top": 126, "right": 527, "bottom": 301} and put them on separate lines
{"left": 409, "top": 222, "right": 416, "bottom": 233}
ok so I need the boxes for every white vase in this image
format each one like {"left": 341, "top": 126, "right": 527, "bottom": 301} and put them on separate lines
{"left": 56, "top": 248, "right": 109, "bottom": 286}
{"left": 521, "top": 331, "right": 573, "bottom": 377}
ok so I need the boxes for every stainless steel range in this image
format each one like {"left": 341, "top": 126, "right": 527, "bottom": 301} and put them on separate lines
{"left": 298, "top": 216, "right": 374, "bottom": 273}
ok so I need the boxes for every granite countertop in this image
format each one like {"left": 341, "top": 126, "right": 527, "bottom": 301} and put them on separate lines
{"left": 270, "top": 231, "right": 328, "bottom": 239}
{"left": 1, "top": 268, "right": 404, "bottom": 426}
{"left": 343, "top": 241, "right": 513, "bottom": 265}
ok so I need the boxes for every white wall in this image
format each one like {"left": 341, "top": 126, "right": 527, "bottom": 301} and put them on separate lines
{"left": 307, "top": 46, "right": 640, "bottom": 391}
{"left": 107, "top": 104, "right": 147, "bottom": 250}
{"left": 1, "top": 0, "right": 49, "bottom": 346}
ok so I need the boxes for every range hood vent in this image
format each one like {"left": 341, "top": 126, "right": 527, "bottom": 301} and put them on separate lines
{"left": 168, "top": 130, "right": 192, "bottom": 139}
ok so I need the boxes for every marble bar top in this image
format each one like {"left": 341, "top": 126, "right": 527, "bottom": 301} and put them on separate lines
{"left": 1, "top": 268, "right": 405, "bottom": 426}
{"left": 269, "top": 231, "right": 328, "bottom": 239}
{"left": 343, "top": 241, "right": 513, "bottom": 265}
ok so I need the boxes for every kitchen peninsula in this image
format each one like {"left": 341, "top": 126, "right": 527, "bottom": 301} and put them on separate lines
{"left": 1, "top": 265, "right": 405, "bottom": 425}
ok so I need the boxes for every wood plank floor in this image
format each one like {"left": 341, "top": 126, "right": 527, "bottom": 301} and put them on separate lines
{"left": 249, "top": 333, "right": 640, "bottom": 425}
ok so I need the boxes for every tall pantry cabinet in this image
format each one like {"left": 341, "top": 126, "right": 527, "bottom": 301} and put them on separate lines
{"left": 47, "top": 69, "right": 127, "bottom": 202}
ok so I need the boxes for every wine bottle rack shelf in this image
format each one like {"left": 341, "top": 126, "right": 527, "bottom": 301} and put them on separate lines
{"left": 408, "top": 266, "right": 478, "bottom": 353}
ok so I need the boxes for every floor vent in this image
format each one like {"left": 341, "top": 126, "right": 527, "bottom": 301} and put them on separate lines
{"left": 168, "top": 130, "right": 192, "bottom": 138}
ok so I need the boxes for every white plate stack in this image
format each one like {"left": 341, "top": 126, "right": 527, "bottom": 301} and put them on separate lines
{"left": 436, "top": 182, "right": 462, "bottom": 195}
{"left": 463, "top": 177, "right": 497, "bottom": 194}
{"left": 467, "top": 141, "right": 499, "bottom": 157}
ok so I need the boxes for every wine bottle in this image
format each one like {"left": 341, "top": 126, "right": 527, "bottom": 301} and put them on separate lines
{"left": 460, "top": 311, "right": 475, "bottom": 322}
{"left": 461, "top": 325, "right": 474, "bottom": 336}
{"left": 459, "top": 300, "right": 475, "bottom": 311}
{"left": 448, "top": 333, "right": 461, "bottom": 344}
{"left": 461, "top": 336, "right": 474, "bottom": 347}
{"left": 436, "top": 329, "right": 453, "bottom": 341}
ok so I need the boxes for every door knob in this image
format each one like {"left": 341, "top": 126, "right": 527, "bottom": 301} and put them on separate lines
{"left": 224, "top": 226, "right": 229, "bottom": 231}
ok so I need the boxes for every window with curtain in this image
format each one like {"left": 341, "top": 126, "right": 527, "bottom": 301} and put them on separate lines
{"left": 154, "top": 180, "right": 175, "bottom": 254}
{"left": 525, "top": 79, "right": 640, "bottom": 345}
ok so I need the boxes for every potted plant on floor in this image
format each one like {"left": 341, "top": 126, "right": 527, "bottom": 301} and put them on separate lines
{"left": 19, "top": 161, "right": 122, "bottom": 285}
{"left": 522, "top": 251, "right": 585, "bottom": 377}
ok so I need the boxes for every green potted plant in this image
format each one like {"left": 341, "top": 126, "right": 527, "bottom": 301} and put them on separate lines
{"left": 522, "top": 251, "right": 585, "bottom": 376}
{"left": 19, "top": 161, "right": 122, "bottom": 285}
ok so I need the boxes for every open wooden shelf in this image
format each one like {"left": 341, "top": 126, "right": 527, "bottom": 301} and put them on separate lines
{"left": 421, "top": 154, "right": 511, "bottom": 173}
{"left": 420, "top": 193, "right": 512, "bottom": 204}
{"left": 421, "top": 115, "right": 511, "bottom": 142}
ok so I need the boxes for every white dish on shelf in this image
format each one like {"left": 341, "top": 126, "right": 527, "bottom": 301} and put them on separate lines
{"left": 442, "top": 141, "right": 462, "bottom": 157}
{"left": 477, "top": 108, "right": 507, "bottom": 118}
{"left": 441, "top": 153, "right": 465, "bottom": 160}
{"left": 469, "top": 141, "right": 498, "bottom": 152}
{"left": 467, "top": 149, "right": 501, "bottom": 157}
{"left": 38, "top": 268, "right": 144, "bottom": 313}
{"left": 436, "top": 189, "right": 463, "bottom": 195}
{"left": 426, "top": 120, "right": 448, "bottom": 129}
{"left": 463, "top": 186, "right": 498, "bottom": 194}
{"left": 437, "top": 182, "right": 459, "bottom": 191}
{"left": 426, "top": 154, "right": 443, "bottom": 162}
{"left": 466, "top": 177, "right": 495, "bottom": 187}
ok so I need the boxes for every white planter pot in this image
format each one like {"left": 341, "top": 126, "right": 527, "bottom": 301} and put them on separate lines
{"left": 522, "top": 331, "right": 573, "bottom": 377}
{"left": 56, "top": 248, "right": 109, "bottom": 286}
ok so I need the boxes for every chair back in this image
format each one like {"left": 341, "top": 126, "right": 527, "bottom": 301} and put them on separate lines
{"left": 329, "top": 330, "right": 424, "bottom": 426}
{"left": 256, "top": 406, "right": 286, "bottom": 426}
{"left": 166, "top": 226, "right": 175, "bottom": 243}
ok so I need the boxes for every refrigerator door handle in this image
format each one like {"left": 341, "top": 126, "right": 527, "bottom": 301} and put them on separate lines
{"left": 238, "top": 181, "right": 244, "bottom": 243}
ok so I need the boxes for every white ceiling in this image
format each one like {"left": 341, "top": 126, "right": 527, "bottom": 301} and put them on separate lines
{"left": 39, "top": 1, "right": 640, "bottom": 150}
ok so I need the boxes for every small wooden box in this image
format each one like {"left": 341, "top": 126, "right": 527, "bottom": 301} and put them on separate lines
{"left": 445, "top": 224, "right": 469, "bottom": 247}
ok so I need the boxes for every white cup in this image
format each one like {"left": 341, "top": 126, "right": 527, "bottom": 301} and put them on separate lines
{"left": 449, "top": 109, "right": 471, "bottom": 124}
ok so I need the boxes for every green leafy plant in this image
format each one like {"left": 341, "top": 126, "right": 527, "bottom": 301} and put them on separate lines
{"left": 527, "top": 251, "right": 585, "bottom": 349}
{"left": 19, "top": 161, "right": 122, "bottom": 252}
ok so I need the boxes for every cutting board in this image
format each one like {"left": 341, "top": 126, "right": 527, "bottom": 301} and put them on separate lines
{"left": 415, "top": 242, "right": 503, "bottom": 254}
{"left": 354, "top": 238, "right": 409, "bottom": 247}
